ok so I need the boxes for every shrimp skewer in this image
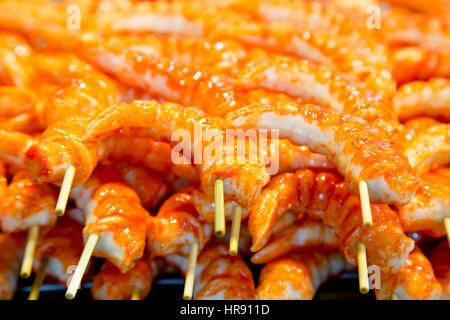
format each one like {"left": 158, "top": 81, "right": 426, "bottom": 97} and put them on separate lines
{"left": 224, "top": 103, "right": 418, "bottom": 205}
{"left": 77, "top": 34, "right": 394, "bottom": 124}
{"left": 247, "top": 169, "right": 415, "bottom": 274}
{"left": 0, "top": 170, "right": 58, "bottom": 278}
{"left": 166, "top": 240, "right": 256, "bottom": 300}
{"left": 147, "top": 186, "right": 213, "bottom": 258}
{"left": 84, "top": 101, "right": 270, "bottom": 210}
{"left": 66, "top": 165, "right": 151, "bottom": 299}
{"left": 147, "top": 185, "right": 213, "bottom": 299}
{"left": 29, "top": 216, "right": 85, "bottom": 299}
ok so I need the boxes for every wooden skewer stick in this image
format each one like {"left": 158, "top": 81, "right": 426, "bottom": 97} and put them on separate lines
{"left": 214, "top": 179, "right": 225, "bottom": 237}
{"left": 130, "top": 288, "right": 141, "bottom": 300}
{"left": 444, "top": 217, "right": 450, "bottom": 246}
{"left": 229, "top": 205, "right": 242, "bottom": 256}
{"left": 65, "top": 233, "right": 98, "bottom": 300}
{"left": 20, "top": 225, "right": 40, "bottom": 278}
{"left": 357, "top": 242, "right": 369, "bottom": 294}
{"left": 183, "top": 241, "right": 199, "bottom": 300}
{"left": 359, "top": 180, "right": 373, "bottom": 228}
{"left": 55, "top": 165, "right": 75, "bottom": 217}
{"left": 28, "top": 255, "right": 49, "bottom": 300}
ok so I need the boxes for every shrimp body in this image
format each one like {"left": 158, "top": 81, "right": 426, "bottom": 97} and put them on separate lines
{"left": 97, "top": 136, "right": 199, "bottom": 182}
{"left": 166, "top": 241, "right": 256, "bottom": 299}
{"left": 0, "top": 130, "right": 34, "bottom": 167}
{"left": 394, "top": 117, "right": 450, "bottom": 174}
{"left": 84, "top": 100, "right": 270, "bottom": 209}
{"left": 392, "top": 47, "right": 450, "bottom": 83}
{"left": 194, "top": 242, "right": 256, "bottom": 300}
{"left": 33, "top": 217, "right": 84, "bottom": 283}
{"left": 251, "top": 218, "right": 339, "bottom": 264}
{"left": 394, "top": 78, "right": 450, "bottom": 121}
{"left": 376, "top": 248, "right": 443, "bottom": 300}
{"left": 397, "top": 168, "right": 450, "bottom": 237}
{"left": 115, "top": 163, "right": 169, "bottom": 208}
{"left": 71, "top": 165, "right": 149, "bottom": 272}
{"left": 226, "top": 103, "right": 418, "bottom": 205}
{"left": 248, "top": 169, "right": 414, "bottom": 274}
{"left": 38, "top": 70, "right": 120, "bottom": 128}
{"left": 234, "top": 56, "right": 396, "bottom": 127}
{"left": 248, "top": 172, "right": 300, "bottom": 251}
{"left": 0, "top": 32, "right": 35, "bottom": 88}
{"left": 1, "top": 171, "right": 57, "bottom": 233}
{"left": 25, "top": 116, "right": 98, "bottom": 186}
{"left": 256, "top": 251, "right": 352, "bottom": 300}
{"left": 0, "top": 233, "right": 23, "bottom": 299}
{"left": 91, "top": 258, "right": 154, "bottom": 300}
{"left": 147, "top": 186, "right": 212, "bottom": 257}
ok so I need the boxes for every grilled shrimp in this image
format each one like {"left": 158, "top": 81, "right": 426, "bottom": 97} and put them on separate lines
{"left": 0, "top": 87, "right": 35, "bottom": 118}
{"left": 375, "top": 248, "right": 443, "bottom": 300}
{"left": 70, "top": 165, "right": 149, "bottom": 272}
{"left": 97, "top": 136, "right": 199, "bottom": 182}
{"left": 0, "top": 170, "right": 57, "bottom": 233}
{"left": 256, "top": 250, "right": 353, "bottom": 300}
{"left": 234, "top": 55, "right": 397, "bottom": 128}
{"left": 391, "top": 47, "right": 450, "bottom": 83}
{"left": 248, "top": 169, "right": 415, "bottom": 274}
{"left": 33, "top": 216, "right": 85, "bottom": 283}
{"left": 225, "top": 103, "right": 418, "bottom": 205}
{"left": 23, "top": 117, "right": 197, "bottom": 189}
{"left": 0, "top": 130, "right": 34, "bottom": 167}
{"left": 91, "top": 258, "right": 154, "bottom": 300}
{"left": 0, "top": 32, "right": 35, "bottom": 88}
{"left": 84, "top": 100, "right": 270, "bottom": 209}
{"left": 394, "top": 117, "right": 450, "bottom": 174}
{"left": 429, "top": 240, "right": 450, "bottom": 299}
{"left": 76, "top": 35, "right": 301, "bottom": 118}
{"left": 25, "top": 115, "right": 98, "bottom": 187}
{"left": 35, "top": 54, "right": 121, "bottom": 128}
{"left": 397, "top": 168, "right": 450, "bottom": 237}
{"left": 114, "top": 163, "right": 169, "bottom": 208}
{"left": 0, "top": 233, "right": 24, "bottom": 299}
{"left": 93, "top": 0, "right": 392, "bottom": 92}
{"left": 251, "top": 218, "right": 339, "bottom": 264}
{"left": 147, "top": 185, "right": 213, "bottom": 257}
{"left": 394, "top": 78, "right": 450, "bottom": 122}
{"left": 248, "top": 172, "right": 300, "bottom": 251}
{"left": 166, "top": 240, "right": 256, "bottom": 300}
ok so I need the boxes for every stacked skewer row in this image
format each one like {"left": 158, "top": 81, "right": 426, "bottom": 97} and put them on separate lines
{"left": 0, "top": 0, "right": 449, "bottom": 300}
